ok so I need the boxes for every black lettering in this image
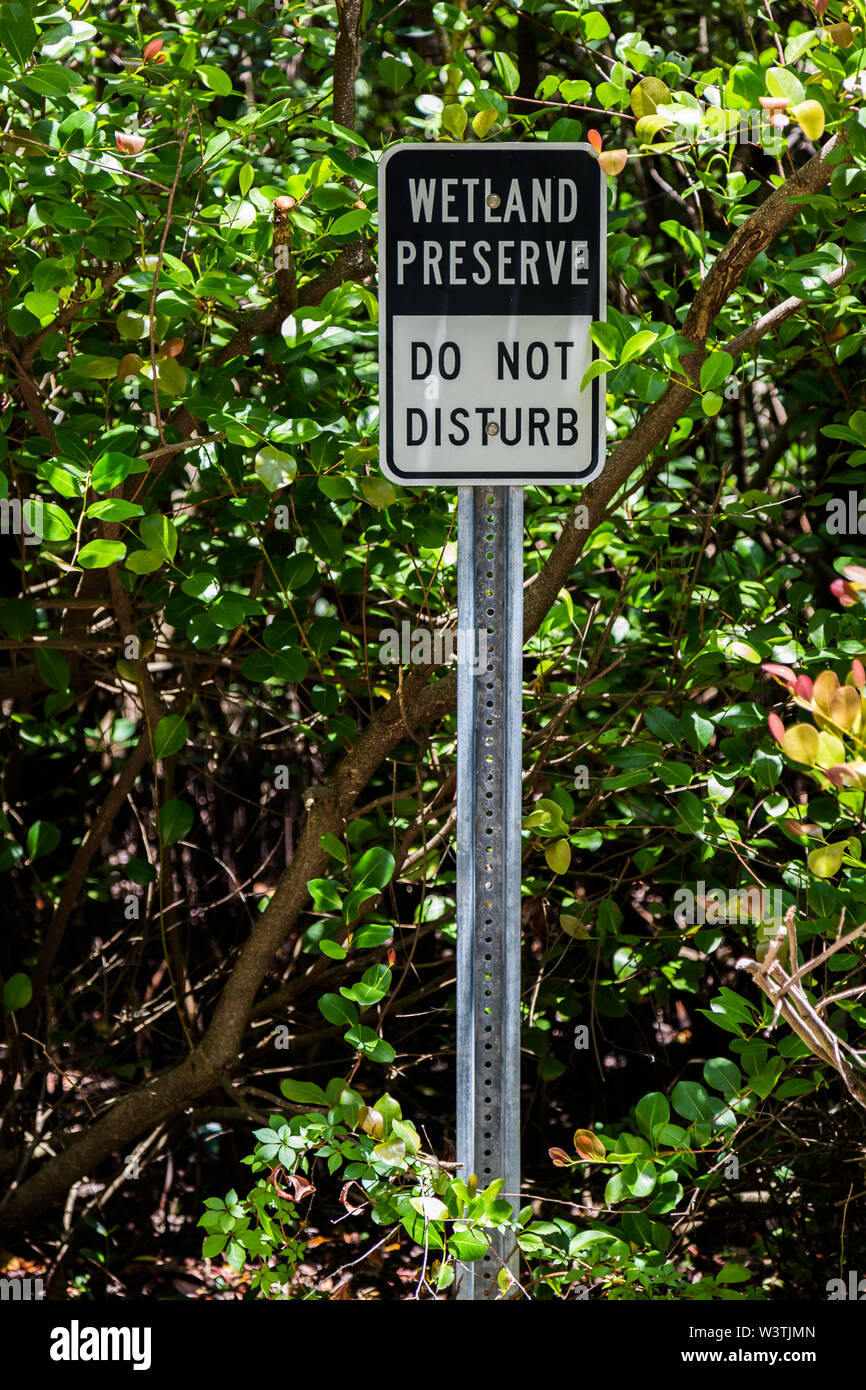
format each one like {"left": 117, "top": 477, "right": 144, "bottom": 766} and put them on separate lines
{"left": 475, "top": 406, "right": 495, "bottom": 444}
{"left": 497, "top": 342, "right": 520, "bottom": 381}
{"left": 411, "top": 342, "right": 433, "bottom": 379}
{"left": 407, "top": 408, "right": 427, "bottom": 445}
{"left": 439, "top": 342, "right": 461, "bottom": 380}
{"left": 500, "top": 408, "right": 521, "bottom": 446}
{"left": 528, "top": 408, "right": 550, "bottom": 446}
{"left": 449, "top": 408, "right": 470, "bottom": 445}
{"left": 527, "top": 342, "right": 548, "bottom": 380}
{"left": 557, "top": 408, "right": 578, "bottom": 446}
{"left": 554, "top": 341, "right": 573, "bottom": 377}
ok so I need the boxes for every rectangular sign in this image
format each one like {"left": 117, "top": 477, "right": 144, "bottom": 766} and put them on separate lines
{"left": 378, "top": 142, "right": 606, "bottom": 487}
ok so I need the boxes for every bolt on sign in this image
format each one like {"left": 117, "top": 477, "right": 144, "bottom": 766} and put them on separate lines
{"left": 378, "top": 142, "right": 606, "bottom": 487}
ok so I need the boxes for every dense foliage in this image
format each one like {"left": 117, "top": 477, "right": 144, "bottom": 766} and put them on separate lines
{"left": 1, "top": 0, "right": 866, "bottom": 1300}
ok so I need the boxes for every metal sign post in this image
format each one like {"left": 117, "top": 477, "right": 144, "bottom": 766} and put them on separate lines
{"left": 455, "top": 485, "right": 523, "bottom": 1298}
{"left": 378, "top": 140, "right": 606, "bottom": 1299}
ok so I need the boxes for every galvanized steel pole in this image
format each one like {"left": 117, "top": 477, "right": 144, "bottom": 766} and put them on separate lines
{"left": 455, "top": 485, "right": 523, "bottom": 1300}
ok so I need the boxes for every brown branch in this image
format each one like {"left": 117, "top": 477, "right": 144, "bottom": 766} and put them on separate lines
{"left": 333, "top": 0, "right": 363, "bottom": 132}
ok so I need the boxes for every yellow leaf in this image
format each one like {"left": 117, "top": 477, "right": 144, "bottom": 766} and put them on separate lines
{"left": 472, "top": 108, "right": 497, "bottom": 139}
{"left": 829, "top": 684, "right": 861, "bottom": 732}
{"left": 635, "top": 114, "right": 674, "bottom": 143}
{"left": 815, "top": 730, "right": 846, "bottom": 768}
{"left": 545, "top": 839, "right": 572, "bottom": 874}
{"left": 780, "top": 723, "right": 820, "bottom": 765}
{"left": 807, "top": 843, "right": 846, "bottom": 878}
{"left": 441, "top": 103, "right": 467, "bottom": 138}
{"left": 629, "top": 76, "right": 671, "bottom": 118}
{"left": 791, "top": 99, "right": 825, "bottom": 141}
{"left": 812, "top": 669, "right": 840, "bottom": 711}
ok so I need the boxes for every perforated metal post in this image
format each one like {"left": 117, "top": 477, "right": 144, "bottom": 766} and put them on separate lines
{"left": 455, "top": 485, "right": 523, "bottom": 1300}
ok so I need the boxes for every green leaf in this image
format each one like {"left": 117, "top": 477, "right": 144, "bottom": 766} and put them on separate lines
{"left": 410, "top": 1195, "right": 449, "bottom": 1221}
{"left": 379, "top": 55, "right": 412, "bottom": 91}
{"left": 308, "top": 878, "right": 343, "bottom": 912}
{"left": 620, "top": 330, "right": 658, "bottom": 365}
{"left": 23, "top": 291, "right": 59, "bottom": 323}
{"left": 345, "top": 1025, "right": 395, "bottom": 1063}
{"left": 351, "top": 846, "right": 395, "bottom": 892}
{"left": 91, "top": 452, "right": 148, "bottom": 494}
{"left": 700, "top": 351, "right": 734, "bottom": 392}
{"left": 582, "top": 11, "right": 611, "bottom": 40}
{"left": 635, "top": 1092, "right": 670, "bottom": 1137}
{"left": 280, "top": 1078, "right": 328, "bottom": 1105}
{"left": 34, "top": 648, "right": 70, "bottom": 692}
{"left": 319, "top": 833, "right": 347, "bottom": 864}
{"left": 153, "top": 715, "right": 189, "bottom": 759}
{"left": 624, "top": 1159, "right": 657, "bottom": 1198}
{"left": 493, "top": 51, "right": 520, "bottom": 95}
{"left": 644, "top": 707, "right": 680, "bottom": 744}
{"left": 82, "top": 357, "right": 122, "bottom": 380}
{"left": 0, "top": 599, "right": 36, "bottom": 641}
{"left": 448, "top": 1228, "right": 488, "bottom": 1261}
{"left": 372, "top": 1138, "right": 406, "bottom": 1166}
{"left": 78, "top": 540, "right": 127, "bottom": 569}
{"left": 766, "top": 66, "right": 806, "bottom": 107}
{"left": 580, "top": 358, "right": 609, "bottom": 391}
{"left": 671, "top": 1080, "right": 713, "bottom": 1122}
{"left": 26, "top": 821, "right": 61, "bottom": 859}
{"left": 159, "top": 798, "right": 194, "bottom": 848}
{"left": 3, "top": 973, "right": 32, "bottom": 1012}
{"left": 255, "top": 446, "right": 297, "bottom": 492}
{"left": 86, "top": 499, "right": 145, "bottom": 522}
{"left": 140, "top": 514, "right": 178, "bottom": 562}
{"left": 317, "top": 993, "right": 358, "bottom": 1027}
{"left": 0, "top": 3, "right": 38, "bottom": 67}
{"left": 198, "top": 64, "right": 232, "bottom": 96}
{"left": 703, "top": 1057, "right": 742, "bottom": 1097}
{"left": 319, "top": 940, "right": 347, "bottom": 959}
{"left": 125, "top": 550, "right": 164, "bottom": 574}
{"left": 676, "top": 790, "right": 704, "bottom": 834}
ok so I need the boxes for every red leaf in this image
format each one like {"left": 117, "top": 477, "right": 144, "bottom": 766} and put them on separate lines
{"left": 761, "top": 662, "right": 795, "bottom": 686}
{"left": 115, "top": 132, "right": 146, "bottom": 155}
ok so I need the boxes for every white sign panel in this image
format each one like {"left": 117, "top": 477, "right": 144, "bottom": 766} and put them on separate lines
{"left": 378, "top": 142, "right": 606, "bottom": 487}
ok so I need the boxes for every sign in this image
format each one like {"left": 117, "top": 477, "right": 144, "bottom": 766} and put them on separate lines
{"left": 378, "top": 142, "right": 606, "bottom": 487}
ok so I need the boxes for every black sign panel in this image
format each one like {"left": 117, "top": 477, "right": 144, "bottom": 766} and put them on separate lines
{"left": 378, "top": 142, "right": 607, "bottom": 486}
